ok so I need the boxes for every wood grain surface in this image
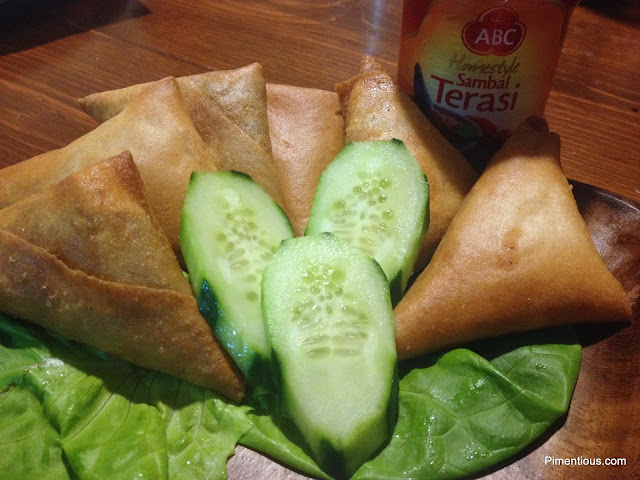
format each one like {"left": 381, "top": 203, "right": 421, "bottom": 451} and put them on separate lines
{"left": 0, "top": 1, "right": 638, "bottom": 479}
{"left": 1, "top": 0, "right": 638, "bottom": 202}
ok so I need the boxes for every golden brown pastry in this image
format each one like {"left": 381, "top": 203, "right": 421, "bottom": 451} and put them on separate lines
{"left": 336, "top": 56, "right": 478, "bottom": 271}
{"left": 179, "top": 78, "right": 283, "bottom": 206}
{"left": 266, "top": 83, "right": 345, "bottom": 235}
{"left": 0, "top": 77, "right": 217, "bottom": 256}
{"left": 79, "top": 62, "right": 272, "bottom": 155}
{"left": 0, "top": 151, "right": 189, "bottom": 293}
{"left": 394, "top": 117, "right": 633, "bottom": 359}
{"left": 187, "top": 64, "right": 273, "bottom": 155}
{"left": 78, "top": 64, "right": 284, "bottom": 208}
{"left": 0, "top": 153, "right": 245, "bottom": 401}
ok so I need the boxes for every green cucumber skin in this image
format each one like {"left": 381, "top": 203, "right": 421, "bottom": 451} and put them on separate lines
{"left": 198, "top": 280, "right": 270, "bottom": 383}
{"left": 388, "top": 172, "right": 429, "bottom": 305}
{"left": 262, "top": 233, "right": 398, "bottom": 478}
{"left": 305, "top": 140, "right": 429, "bottom": 304}
{"left": 179, "top": 170, "right": 293, "bottom": 386}
{"left": 388, "top": 270, "right": 404, "bottom": 308}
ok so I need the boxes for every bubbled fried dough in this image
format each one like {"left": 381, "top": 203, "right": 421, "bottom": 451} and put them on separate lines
{"left": 79, "top": 62, "right": 272, "bottom": 155}
{"left": 394, "top": 118, "right": 632, "bottom": 359}
{"left": 0, "top": 155, "right": 245, "bottom": 401}
{"left": 78, "top": 64, "right": 284, "bottom": 209}
{"left": 0, "top": 78, "right": 217, "bottom": 258}
{"left": 0, "top": 152, "right": 189, "bottom": 294}
{"left": 266, "top": 83, "right": 345, "bottom": 236}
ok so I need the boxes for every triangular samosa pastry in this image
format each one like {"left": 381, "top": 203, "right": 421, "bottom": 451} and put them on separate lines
{"left": 177, "top": 78, "right": 283, "bottom": 206}
{"left": 79, "top": 62, "right": 272, "bottom": 155}
{"left": 0, "top": 77, "right": 217, "bottom": 256}
{"left": 336, "top": 56, "right": 478, "bottom": 271}
{"left": 0, "top": 153, "right": 245, "bottom": 401}
{"left": 394, "top": 118, "right": 633, "bottom": 359}
{"left": 336, "top": 57, "right": 477, "bottom": 272}
{"left": 78, "top": 64, "right": 284, "bottom": 207}
{"left": 266, "top": 83, "right": 345, "bottom": 235}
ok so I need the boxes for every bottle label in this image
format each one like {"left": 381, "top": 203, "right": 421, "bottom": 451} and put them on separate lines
{"left": 399, "top": 0, "right": 572, "bottom": 165}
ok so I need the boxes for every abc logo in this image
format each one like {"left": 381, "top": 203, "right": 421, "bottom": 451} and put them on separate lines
{"left": 462, "top": 7, "right": 526, "bottom": 56}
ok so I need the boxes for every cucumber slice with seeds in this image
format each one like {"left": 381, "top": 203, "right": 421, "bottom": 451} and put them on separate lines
{"left": 262, "top": 233, "right": 398, "bottom": 478}
{"left": 179, "top": 171, "right": 293, "bottom": 382}
{"left": 305, "top": 139, "right": 429, "bottom": 304}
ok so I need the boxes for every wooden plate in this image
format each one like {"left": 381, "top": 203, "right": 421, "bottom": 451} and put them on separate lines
{"left": 227, "top": 182, "right": 640, "bottom": 480}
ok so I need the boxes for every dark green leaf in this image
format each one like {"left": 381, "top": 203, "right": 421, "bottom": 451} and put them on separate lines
{"left": 353, "top": 328, "right": 581, "bottom": 479}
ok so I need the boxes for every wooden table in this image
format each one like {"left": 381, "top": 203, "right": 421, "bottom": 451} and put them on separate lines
{"left": 1, "top": 0, "right": 638, "bottom": 202}
{"left": 1, "top": 1, "right": 638, "bottom": 479}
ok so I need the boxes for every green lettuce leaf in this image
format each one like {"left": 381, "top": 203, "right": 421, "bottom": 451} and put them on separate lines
{"left": 353, "top": 328, "right": 581, "bottom": 479}
{"left": 237, "top": 409, "right": 332, "bottom": 480}
{"left": 0, "top": 315, "right": 580, "bottom": 480}
{"left": 0, "top": 316, "right": 250, "bottom": 480}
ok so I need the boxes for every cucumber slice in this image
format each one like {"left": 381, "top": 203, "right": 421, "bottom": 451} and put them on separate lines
{"left": 179, "top": 171, "right": 293, "bottom": 382}
{"left": 305, "top": 139, "right": 429, "bottom": 304}
{"left": 262, "top": 233, "right": 398, "bottom": 478}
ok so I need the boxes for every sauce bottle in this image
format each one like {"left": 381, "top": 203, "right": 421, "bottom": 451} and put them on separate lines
{"left": 398, "top": 0, "right": 581, "bottom": 170}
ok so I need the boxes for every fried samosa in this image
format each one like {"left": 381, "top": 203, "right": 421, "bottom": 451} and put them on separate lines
{"left": 0, "top": 153, "right": 245, "bottom": 401}
{"left": 335, "top": 56, "right": 478, "bottom": 271}
{"left": 78, "top": 64, "right": 284, "bottom": 207}
{"left": 178, "top": 78, "right": 283, "bottom": 205}
{"left": 266, "top": 83, "right": 345, "bottom": 235}
{"left": 394, "top": 117, "right": 633, "bottom": 359}
{"left": 79, "top": 62, "right": 272, "bottom": 154}
{"left": 0, "top": 77, "right": 216, "bottom": 256}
